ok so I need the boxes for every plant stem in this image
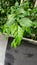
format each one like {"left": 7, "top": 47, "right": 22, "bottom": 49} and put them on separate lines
{"left": 34, "top": 0, "right": 37, "bottom": 7}
{"left": 20, "top": 0, "right": 24, "bottom": 5}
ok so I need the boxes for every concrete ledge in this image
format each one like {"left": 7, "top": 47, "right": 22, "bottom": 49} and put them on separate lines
{"left": 0, "top": 35, "right": 8, "bottom": 65}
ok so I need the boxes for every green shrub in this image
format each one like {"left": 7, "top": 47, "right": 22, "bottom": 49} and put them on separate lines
{"left": 0, "top": 0, "right": 37, "bottom": 48}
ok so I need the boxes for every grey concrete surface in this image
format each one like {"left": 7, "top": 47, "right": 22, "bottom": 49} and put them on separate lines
{"left": 5, "top": 38, "right": 37, "bottom": 65}
{"left": 0, "top": 35, "right": 8, "bottom": 65}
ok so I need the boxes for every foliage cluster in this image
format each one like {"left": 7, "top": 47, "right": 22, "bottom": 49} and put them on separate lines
{"left": 0, "top": 0, "right": 37, "bottom": 48}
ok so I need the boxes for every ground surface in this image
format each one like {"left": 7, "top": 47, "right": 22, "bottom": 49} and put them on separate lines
{"left": 5, "top": 38, "right": 37, "bottom": 65}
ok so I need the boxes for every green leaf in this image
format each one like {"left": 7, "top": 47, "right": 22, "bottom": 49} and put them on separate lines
{"left": 10, "top": 23, "right": 17, "bottom": 35}
{"left": 16, "top": 26, "right": 24, "bottom": 45}
{"left": 16, "top": 8, "right": 26, "bottom": 15}
{"left": 3, "top": 24, "right": 10, "bottom": 34}
{"left": 25, "top": 27, "right": 31, "bottom": 34}
{"left": 33, "top": 20, "right": 37, "bottom": 27}
{"left": 11, "top": 39, "right": 17, "bottom": 48}
{"left": 15, "top": 2, "right": 19, "bottom": 7}
{"left": 7, "top": 14, "right": 15, "bottom": 26}
{"left": 13, "top": 26, "right": 24, "bottom": 46}
{"left": 11, "top": 7, "right": 15, "bottom": 14}
{"left": 19, "top": 18, "right": 32, "bottom": 27}
{"left": 11, "top": 25, "right": 25, "bottom": 47}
